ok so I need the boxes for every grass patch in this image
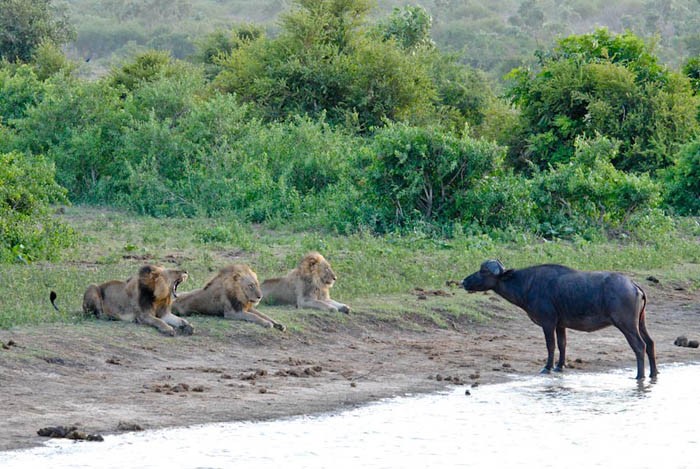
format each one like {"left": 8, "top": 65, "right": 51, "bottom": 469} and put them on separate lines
{"left": 1, "top": 206, "right": 699, "bottom": 330}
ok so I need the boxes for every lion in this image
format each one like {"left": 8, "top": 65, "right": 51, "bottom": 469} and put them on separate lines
{"left": 261, "top": 252, "right": 350, "bottom": 314}
{"left": 172, "top": 264, "right": 286, "bottom": 331}
{"left": 81, "top": 265, "right": 193, "bottom": 336}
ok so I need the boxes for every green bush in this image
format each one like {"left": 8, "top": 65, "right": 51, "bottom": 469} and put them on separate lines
{"left": 664, "top": 138, "right": 700, "bottom": 215}
{"left": 0, "top": 64, "right": 46, "bottom": 122}
{"left": 531, "top": 135, "right": 662, "bottom": 238}
{"left": 506, "top": 29, "right": 699, "bottom": 174}
{"left": 366, "top": 123, "right": 503, "bottom": 232}
{"left": 0, "top": 151, "right": 74, "bottom": 262}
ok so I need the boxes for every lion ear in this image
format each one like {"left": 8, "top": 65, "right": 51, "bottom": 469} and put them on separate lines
{"left": 232, "top": 273, "right": 241, "bottom": 281}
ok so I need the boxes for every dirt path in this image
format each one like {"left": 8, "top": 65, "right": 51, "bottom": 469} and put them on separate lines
{"left": 1, "top": 282, "right": 699, "bottom": 452}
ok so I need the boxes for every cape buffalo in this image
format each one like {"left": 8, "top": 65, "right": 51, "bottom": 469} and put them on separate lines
{"left": 461, "top": 260, "right": 657, "bottom": 380}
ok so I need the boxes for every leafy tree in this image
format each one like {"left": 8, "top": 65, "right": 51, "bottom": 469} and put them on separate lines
{"left": 507, "top": 28, "right": 699, "bottom": 173}
{"left": 682, "top": 56, "right": 700, "bottom": 94}
{"left": 0, "top": 150, "right": 74, "bottom": 262}
{"left": 193, "top": 25, "right": 264, "bottom": 79}
{"left": 379, "top": 5, "right": 435, "bottom": 51}
{"left": 0, "top": 0, "right": 75, "bottom": 62}
{"left": 664, "top": 138, "right": 700, "bottom": 215}
{"left": 366, "top": 123, "right": 503, "bottom": 231}
{"left": 531, "top": 134, "right": 661, "bottom": 238}
{"left": 215, "top": 0, "right": 435, "bottom": 130}
{"left": 108, "top": 50, "right": 174, "bottom": 91}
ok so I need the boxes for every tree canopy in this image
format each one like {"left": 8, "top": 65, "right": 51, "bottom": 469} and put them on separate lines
{"left": 0, "top": 0, "right": 75, "bottom": 63}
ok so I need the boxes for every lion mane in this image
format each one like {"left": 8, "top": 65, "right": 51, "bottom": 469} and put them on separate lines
{"left": 82, "top": 265, "right": 193, "bottom": 336}
{"left": 172, "top": 264, "right": 285, "bottom": 331}
{"left": 261, "top": 252, "right": 350, "bottom": 313}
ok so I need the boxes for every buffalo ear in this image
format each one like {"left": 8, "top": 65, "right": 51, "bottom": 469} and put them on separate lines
{"left": 500, "top": 269, "right": 515, "bottom": 280}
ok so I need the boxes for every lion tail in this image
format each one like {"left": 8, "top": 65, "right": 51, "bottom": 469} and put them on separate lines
{"left": 49, "top": 291, "right": 59, "bottom": 311}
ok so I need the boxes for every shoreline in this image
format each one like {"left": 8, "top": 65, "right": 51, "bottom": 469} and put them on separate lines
{"left": 1, "top": 282, "right": 699, "bottom": 452}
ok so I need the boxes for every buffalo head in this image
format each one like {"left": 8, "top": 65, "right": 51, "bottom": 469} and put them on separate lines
{"left": 461, "top": 259, "right": 507, "bottom": 292}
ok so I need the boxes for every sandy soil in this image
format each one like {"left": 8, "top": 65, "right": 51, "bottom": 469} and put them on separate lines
{"left": 1, "top": 280, "right": 699, "bottom": 452}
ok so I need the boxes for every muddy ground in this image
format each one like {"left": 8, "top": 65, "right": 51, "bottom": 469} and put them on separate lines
{"left": 1, "top": 281, "right": 699, "bottom": 452}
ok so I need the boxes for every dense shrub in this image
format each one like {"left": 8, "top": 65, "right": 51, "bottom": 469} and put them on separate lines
{"left": 507, "top": 29, "right": 699, "bottom": 174}
{"left": 0, "top": 64, "right": 46, "bottom": 122}
{"left": 530, "top": 135, "right": 662, "bottom": 238}
{"left": 0, "top": 151, "right": 74, "bottom": 262}
{"left": 366, "top": 123, "right": 503, "bottom": 232}
{"left": 664, "top": 138, "right": 700, "bottom": 215}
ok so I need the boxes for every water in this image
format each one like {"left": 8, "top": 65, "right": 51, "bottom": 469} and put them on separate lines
{"left": 2, "top": 363, "right": 699, "bottom": 469}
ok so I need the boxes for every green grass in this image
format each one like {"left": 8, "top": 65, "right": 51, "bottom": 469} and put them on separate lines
{"left": 1, "top": 206, "right": 699, "bottom": 330}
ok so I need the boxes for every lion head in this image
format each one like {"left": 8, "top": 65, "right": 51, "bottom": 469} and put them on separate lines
{"left": 299, "top": 252, "right": 337, "bottom": 288}
{"left": 137, "top": 265, "right": 188, "bottom": 309}
{"left": 209, "top": 264, "right": 262, "bottom": 309}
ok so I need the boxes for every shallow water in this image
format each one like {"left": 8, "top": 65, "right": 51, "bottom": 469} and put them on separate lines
{"left": 2, "top": 363, "right": 699, "bottom": 469}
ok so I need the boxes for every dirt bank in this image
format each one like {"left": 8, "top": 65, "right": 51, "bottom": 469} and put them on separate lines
{"left": 1, "top": 281, "right": 698, "bottom": 452}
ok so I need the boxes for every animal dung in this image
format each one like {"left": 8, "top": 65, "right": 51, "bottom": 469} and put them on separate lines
{"left": 674, "top": 336, "right": 699, "bottom": 348}
{"left": 37, "top": 426, "right": 103, "bottom": 441}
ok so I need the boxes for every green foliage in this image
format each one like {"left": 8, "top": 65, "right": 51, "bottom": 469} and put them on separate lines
{"left": 193, "top": 25, "right": 264, "bottom": 79}
{"left": 366, "top": 123, "right": 502, "bottom": 231}
{"left": 0, "top": 0, "right": 75, "bottom": 62}
{"left": 0, "top": 64, "right": 45, "bottom": 122}
{"left": 108, "top": 50, "right": 176, "bottom": 91}
{"left": 31, "top": 41, "right": 75, "bottom": 80}
{"left": 664, "top": 138, "right": 700, "bottom": 215}
{"left": 0, "top": 151, "right": 74, "bottom": 262}
{"left": 12, "top": 76, "right": 129, "bottom": 201}
{"left": 214, "top": 0, "right": 436, "bottom": 130}
{"left": 682, "top": 56, "right": 700, "bottom": 94}
{"left": 530, "top": 135, "right": 662, "bottom": 238}
{"left": 379, "top": 5, "right": 435, "bottom": 51}
{"left": 507, "top": 28, "right": 699, "bottom": 173}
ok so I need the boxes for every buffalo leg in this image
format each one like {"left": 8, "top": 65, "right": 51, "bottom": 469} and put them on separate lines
{"left": 639, "top": 319, "right": 658, "bottom": 378}
{"left": 554, "top": 326, "right": 567, "bottom": 372}
{"left": 541, "top": 327, "right": 556, "bottom": 373}
{"left": 618, "top": 327, "right": 647, "bottom": 380}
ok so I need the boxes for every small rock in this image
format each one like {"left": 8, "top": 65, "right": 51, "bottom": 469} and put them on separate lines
{"left": 465, "top": 390, "right": 471, "bottom": 396}
{"left": 646, "top": 276, "right": 660, "bottom": 284}
{"left": 688, "top": 340, "right": 699, "bottom": 348}
{"left": 117, "top": 422, "right": 144, "bottom": 432}
{"left": 674, "top": 336, "right": 689, "bottom": 347}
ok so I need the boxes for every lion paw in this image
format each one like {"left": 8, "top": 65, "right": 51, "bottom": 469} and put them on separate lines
{"left": 179, "top": 323, "right": 195, "bottom": 336}
{"left": 274, "top": 323, "right": 287, "bottom": 332}
{"left": 339, "top": 305, "right": 350, "bottom": 314}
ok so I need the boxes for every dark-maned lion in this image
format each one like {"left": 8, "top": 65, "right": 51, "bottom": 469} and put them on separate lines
{"left": 172, "top": 264, "right": 286, "bottom": 331}
{"left": 82, "top": 265, "right": 193, "bottom": 336}
{"left": 261, "top": 252, "right": 350, "bottom": 314}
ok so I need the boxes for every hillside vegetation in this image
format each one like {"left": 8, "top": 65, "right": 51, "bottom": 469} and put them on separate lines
{"left": 1, "top": 0, "right": 699, "bottom": 268}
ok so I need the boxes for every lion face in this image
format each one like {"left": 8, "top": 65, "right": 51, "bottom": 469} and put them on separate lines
{"left": 239, "top": 274, "right": 263, "bottom": 305}
{"left": 218, "top": 264, "right": 263, "bottom": 307}
{"left": 139, "top": 265, "right": 188, "bottom": 304}
{"left": 301, "top": 252, "right": 337, "bottom": 287}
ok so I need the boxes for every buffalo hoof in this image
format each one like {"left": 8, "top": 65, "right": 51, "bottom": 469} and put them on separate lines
{"left": 553, "top": 365, "right": 564, "bottom": 373}
{"left": 539, "top": 367, "right": 552, "bottom": 375}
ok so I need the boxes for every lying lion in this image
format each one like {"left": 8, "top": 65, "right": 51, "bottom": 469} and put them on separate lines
{"left": 261, "top": 252, "right": 350, "bottom": 314}
{"left": 172, "top": 264, "right": 286, "bottom": 331}
{"left": 81, "top": 265, "right": 193, "bottom": 336}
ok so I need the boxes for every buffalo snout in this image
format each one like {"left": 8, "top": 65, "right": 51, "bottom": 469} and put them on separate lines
{"left": 461, "top": 273, "right": 483, "bottom": 292}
